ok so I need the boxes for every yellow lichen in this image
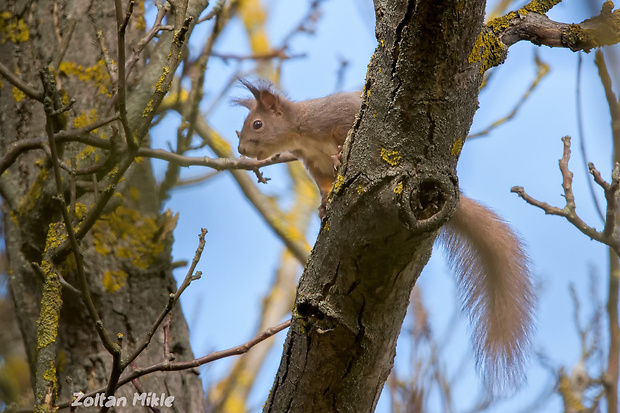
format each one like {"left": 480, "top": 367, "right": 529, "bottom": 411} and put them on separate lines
{"left": 58, "top": 60, "right": 111, "bottom": 95}
{"left": 12, "top": 86, "right": 25, "bottom": 102}
{"left": 519, "top": 0, "right": 561, "bottom": 15}
{"left": 73, "top": 109, "right": 98, "bottom": 129}
{"left": 102, "top": 270, "right": 128, "bottom": 293}
{"left": 487, "top": 11, "right": 518, "bottom": 33}
{"left": 357, "top": 185, "right": 365, "bottom": 194}
{"left": 42, "top": 365, "right": 56, "bottom": 382}
{"left": 469, "top": 30, "right": 505, "bottom": 74}
{"left": 380, "top": 148, "right": 402, "bottom": 166}
{"left": 73, "top": 203, "right": 88, "bottom": 221}
{"left": 92, "top": 206, "right": 165, "bottom": 270}
{"left": 36, "top": 259, "right": 62, "bottom": 350}
{"left": 142, "top": 99, "right": 154, "bottom": 118}
{"left": 394, "top": 181, "right": 403, "bottom": 194}
{"left": 333, "top": 174, "right": 345, "bottom": 194}
{"left": 155, "top": 66, "right": 170, "bottom": 93}
{"left": 0, "top": 12, "right": 29, "bottom": 44}
{"left": 76, "top": 145, "right": 99, "bottom": 165}
{"left": 451, "top": 137, "right": 463, "bottom": 156}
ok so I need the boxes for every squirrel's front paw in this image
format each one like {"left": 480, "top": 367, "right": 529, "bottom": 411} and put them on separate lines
{"left": 331, "top": 145, "right": 343, "bottom": 172}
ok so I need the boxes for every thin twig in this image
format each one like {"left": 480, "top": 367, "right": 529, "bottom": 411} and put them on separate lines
{"left": 197, "top": 0, "right": 227, "bottom": 23}
{"left": 125, "top": 3, "right": 170, "bottom": 80}
{"left": 32, "top": 262, "right": 81, "bottom": 296}
{"left": 56, "top": 319, "right": 291, "bottom": 410}
{"left": 174, "top": 171, "right": 221, "bottom": 188}
{"left": 0, "top": 61, "right": 43, "bottom": 101}
{"left": 578, "top": 53, "right": 606, "bottom": 222}
{"left": 159, "top": 7, "right": 223, "bottom": 199}
{"left": 589, "top": 162, "right": 620, "bottom": 238}
{"left": 115, "top": 0, "right": 135, "bottom": 151}
{"left": 0, "top": 115, "right": 119, "bottom": 175}
{"left": 511, "top": 137, "right": 620, "bottom": 256}
{"left": 50, "top": 19, "right": 77, "bottom": 71}
{"left": 211, "top": 50, "right": 304, "bottom": 62}
{"left": 121, "top": 228, "right": 207, "bottom": 369}
{"left": 101, "top": 333, "right": 124, "bottom": 413}
{"left": 138, "top": 148, "right": 297, "bottom": 170}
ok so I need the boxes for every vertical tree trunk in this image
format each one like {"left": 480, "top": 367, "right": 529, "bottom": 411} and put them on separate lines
{"left": 264, "top": 0, "right": 486, "bottom": 411}
{"left": 0, "top": 0, "right": 204, "bottom": 410}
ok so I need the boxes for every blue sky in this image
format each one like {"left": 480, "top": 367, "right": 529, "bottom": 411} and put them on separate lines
{"left": 148, "top": 0, "right": 617, "bottom": 411}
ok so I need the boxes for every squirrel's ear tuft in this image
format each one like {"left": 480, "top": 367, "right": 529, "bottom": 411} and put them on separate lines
{"left": 237, "top": 78, "right": 288, "bottom": 113}
{"left": 239, "top": 78, "right": 261, "bottom": 99}
{"left": 232, "top": 97, "right": 255, "bottom": 109}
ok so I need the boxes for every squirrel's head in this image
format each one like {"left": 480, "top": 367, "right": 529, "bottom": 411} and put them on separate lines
{"left": 235, "top": 80, "right": 297, "bottom": 160}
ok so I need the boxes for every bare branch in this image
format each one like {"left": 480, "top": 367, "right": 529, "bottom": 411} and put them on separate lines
{"left": 0, "top": 61, "right": 43, "bottom": 101}
{"left": 56, "top": 320, "right": 291, "bottom": 410}
{"left": 197, "top": 0, "right": 227, "bottom": 24}
{"left": 121, "top": 228, "right": 207, "bottom": 369}
{"left": 589, "top": 162, "right": 620, "bottom": 238}
{"left": 0, "top": 115, "right": 118, "bottom": 175}
{"left": 512, "top": 137, "right": 620, "bottom": 256}
{"left": 577, "top": 53, "right": 606, "bottom": 223}
{"left": 125, "top": 2, "right": 171, "bottom": 80}
{"left": 499, "top": 3, "right": 620, "bottom": 51}
{"left": 114, "top": 0, "right": 135, "bottom": 151}
{"left": 139, "top": 146, "right": 297, "bottom": 170}
{"left": 472, "top": 2, "right": 620, "bottom": 73}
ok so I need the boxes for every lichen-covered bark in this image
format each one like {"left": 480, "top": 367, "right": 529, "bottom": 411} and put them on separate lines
{"left": 264, "top": 1, "right": 486, "bottom": 411}
{"left": 0, "top": 0, "right": 205, "bottom": 410}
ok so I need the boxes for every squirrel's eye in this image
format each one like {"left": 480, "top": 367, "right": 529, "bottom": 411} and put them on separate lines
{"left": 253, "top": 120, "right": 263, "bottom": 130}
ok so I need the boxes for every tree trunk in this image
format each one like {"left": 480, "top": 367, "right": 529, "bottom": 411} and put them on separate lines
{"left": 0, "top": 0, "right": 205, "bottom": 410}
{"left": 264, "top": 0, "right": 486, "bottom": 411}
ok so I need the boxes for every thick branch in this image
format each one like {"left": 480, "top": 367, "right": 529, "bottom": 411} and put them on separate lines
{"left": 499, "top": 4, "right": 620, "bottom": 51}
{"left": 471, "top": 1, "right": 620, "bottom": 73}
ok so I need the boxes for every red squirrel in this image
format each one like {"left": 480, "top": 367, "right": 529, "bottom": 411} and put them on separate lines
{"left": 235, "top": 79, "right": 535, "bottom": 390}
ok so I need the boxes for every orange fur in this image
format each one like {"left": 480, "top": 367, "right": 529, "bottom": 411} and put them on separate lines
{"left": 440, "top": 196, "right": 534, "bottom": 390}
{"left": 236, "top": 80, "right": 535, "bottom": 390}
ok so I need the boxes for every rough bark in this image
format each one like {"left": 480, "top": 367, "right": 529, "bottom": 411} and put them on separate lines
{"left": 0, "top": 0, "right": 205, "bottom": 411}
{"left": 264, "top": 0, "right": 486, "bottom": 411}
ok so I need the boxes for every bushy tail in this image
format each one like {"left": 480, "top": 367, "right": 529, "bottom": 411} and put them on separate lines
{"left": 438, "top": 195, "right": 535, "bottom": 392}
